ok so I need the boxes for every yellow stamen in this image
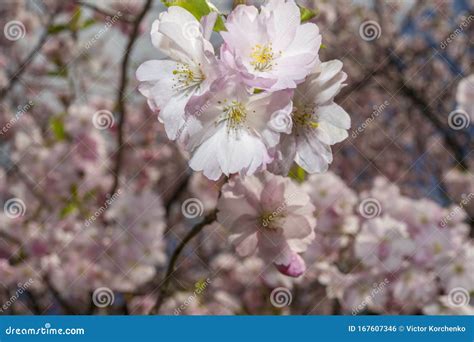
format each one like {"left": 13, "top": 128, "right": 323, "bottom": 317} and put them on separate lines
{"left": 293, "top": 104, "right": 319, "bottom": 129}
{"left": 218, "top": 100, "right": 248, "bottom": 133}
{"left": 250, "top": 43, "right": 278, "bottom": 72}
{"left": 172, "top": 63, "right": 204, "bottom": 90}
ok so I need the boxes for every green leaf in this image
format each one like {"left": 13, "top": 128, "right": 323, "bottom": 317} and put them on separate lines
{"left": 213, "top": 16, "right": 226, "bottom": 32}
{"left": 289, "top": 164, "right": 306, "bottom": 183}
{"left": 161, "top": 0, "right": 226, "bottom": 31}
{"left": 60, "top": 202, "right": 78, "bottom": 218}
{"left": 69, "top": 8, "right": 82, "bottom": 32}
{"left": 47, "top": 68, "right": 68, "bottom": 78}
{"left": 47, "top": 24, "right": 69, "bottom": 34}
{"left": 50, "top": 116, "right": 67, "bottom": 141}
{"left": 299, "top": 5, "right": 316, "bottom": 22}
{"left": 82, "top": 18, "right": 97, "bottom": 29}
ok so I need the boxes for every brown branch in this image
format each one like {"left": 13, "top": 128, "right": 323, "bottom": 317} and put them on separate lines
{"left": 150, "top": 209, "right": 217, "bottom": 314}
{"left": 109, "top": 0, "right": 153, "bottom": 196}
{"left": 0, "top": 8, "right": 59, "bottom": 99}
{"left": 74, "top": 1, "right": 135, "bottom": 23}
{"left": 43, "top": 275, "right": 79, "bottom": 315}
{"left": 8, "top": 164, "right": 54, "bottom": 211}
{"left": 385, "top": 53, "right": 469, "bottom": 170}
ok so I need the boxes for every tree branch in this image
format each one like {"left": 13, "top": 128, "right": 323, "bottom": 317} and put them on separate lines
{"left": 151, "top": 209, "right": 217, "bottom": 314}
{"left": 385, "top": 53, "right": 469, "bottom": 170}
{"left": 43, "top": 275, "right": 78, "bottom": 315}
{"left": 0, "top": 8, "right": 59, "bottom": 99}
{"left": 74, "top": 1, "right": 135, "bottom": 23}
{"left": 109, "top": 0, "right": 153, "bottom": 196}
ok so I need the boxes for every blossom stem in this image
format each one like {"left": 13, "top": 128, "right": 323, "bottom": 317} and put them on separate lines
{"left": 151, "top": 209, "right": 218, "bottom": 314}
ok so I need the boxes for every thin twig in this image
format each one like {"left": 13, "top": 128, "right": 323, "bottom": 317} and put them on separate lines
{"left": 109, "top": 0, "right": 153, "bottom": 196}
{"left": 74, "top": 1, "right": 135, "bottom": 23}
{"left": 151, "top": 209, "right": 218, "bottom": 314}
{"left": 43, "top": 275, "right": 78, "bottom": 315}
{"left": 8, "top": 164, "right": 54, "bottom": 211}
{"left": 25, "top": 290, "right": 43, "bottom": 314}
{"left": 385, "top": 53, "right": 469, "bottom": 170}
{"left": 164, "top": 173, "right": 191, "bottom": 217}
{"left": 0, "top": 8, "right": 59, "bottom": 99}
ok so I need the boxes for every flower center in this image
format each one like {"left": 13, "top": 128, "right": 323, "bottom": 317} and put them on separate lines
{"left": 250, "top": 43, "right": 278, "bottom": 72}
{"left": 293, "top": 104, "right": 319, "bottom": 129}
{"left": 217, "top": 100, "right": 248, "bottom": 133}
{"left": 172, "top": 63, "right": 205, "bottom": 91}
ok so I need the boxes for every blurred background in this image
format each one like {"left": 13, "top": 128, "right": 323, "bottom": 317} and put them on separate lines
{"left": 0, "top": 0, "right": 472, "bottom": 315}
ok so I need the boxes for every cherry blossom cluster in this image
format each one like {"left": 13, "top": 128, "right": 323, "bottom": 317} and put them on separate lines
{"left": 136, "top": 0, "right": 350, "bottom": 181}
{"left": 159, "top": 172, "right": 473, "bottom": 315}
{"left": 0, "top": 0, "right": 472, "bottom": 316}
